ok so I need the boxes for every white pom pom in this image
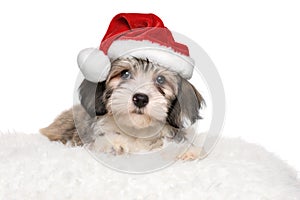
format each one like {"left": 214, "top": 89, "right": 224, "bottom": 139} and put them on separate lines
{"left": 77, "top": 48, "right": 111, "bottom": 82}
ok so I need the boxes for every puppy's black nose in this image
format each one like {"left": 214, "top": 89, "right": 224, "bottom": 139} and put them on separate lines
{"left": 132, "top": 93, "right": 149, "bottom": 108}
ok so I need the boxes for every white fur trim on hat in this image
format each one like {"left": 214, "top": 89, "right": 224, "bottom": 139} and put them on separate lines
{"left": 107, "top": 40, "right": 195, "bottom": 79}
{"left": 77, "top": 48, "right": 111, "bottom": 82}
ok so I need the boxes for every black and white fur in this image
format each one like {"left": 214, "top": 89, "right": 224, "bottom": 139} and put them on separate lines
{"left": 40, "top": 57, "right": 204, "bottom": 156}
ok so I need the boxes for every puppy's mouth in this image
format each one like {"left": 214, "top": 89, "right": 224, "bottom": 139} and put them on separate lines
{"left": 132, "top": 108, "right": 144, "bottom": 115}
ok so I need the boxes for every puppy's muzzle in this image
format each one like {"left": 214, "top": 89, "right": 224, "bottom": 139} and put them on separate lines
{"left": 132, "top": 93, "right": 149, "bottom": 108}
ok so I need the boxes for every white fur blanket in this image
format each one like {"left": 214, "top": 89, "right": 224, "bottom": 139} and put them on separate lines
{"left": 0, "top": 133, "right": 299, "bottom": 200}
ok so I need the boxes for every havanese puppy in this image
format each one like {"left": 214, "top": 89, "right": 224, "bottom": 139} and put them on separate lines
{"left": 40, "top": 57, "right": 205, "bottom": 159}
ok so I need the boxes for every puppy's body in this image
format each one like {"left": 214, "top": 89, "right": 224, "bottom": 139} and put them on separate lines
{"left": 41, "top": 57, "right": 204, "bottom": 156}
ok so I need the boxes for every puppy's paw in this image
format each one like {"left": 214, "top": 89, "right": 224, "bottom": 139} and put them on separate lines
{"left": 111, "top": 141, "right": 130, "bottom": 155}
{"left": 90, "top": 134, "right": 130, "bottom": 155}
{"left": 177, "top": 146, "right": 206, "bottom": 161}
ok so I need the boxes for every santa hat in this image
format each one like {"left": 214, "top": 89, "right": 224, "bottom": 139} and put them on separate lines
{"left": 77, "top": 13, "right": 194, "bottom": 83}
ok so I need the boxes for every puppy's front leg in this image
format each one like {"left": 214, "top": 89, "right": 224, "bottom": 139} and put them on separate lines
{"left": 91, "top": 132, "right": 164, "bottom": 155}
{"left": 177, "top": 145, "right": 206, "bottom": 161}
{"left": 177, "top": 130, "right": 208, "bottom": 161}
{"left": 91, "top": 132, "right": 134, "bottom": 155}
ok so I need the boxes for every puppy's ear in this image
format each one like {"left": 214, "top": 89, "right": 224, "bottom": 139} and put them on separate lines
{"left": 167, "top": 78, "right": 205, "bottom": 129}
{"left": 78, "top": 79, "right": 107, "bottom": 117}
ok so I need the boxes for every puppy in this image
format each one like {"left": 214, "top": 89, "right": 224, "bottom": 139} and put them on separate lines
{"left": 40, "top": 57, "right": 204, "bottom": 157}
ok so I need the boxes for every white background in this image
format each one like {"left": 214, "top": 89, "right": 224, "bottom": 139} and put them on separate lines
{"left": 0, "top": 1, "right": 299, "bottom": 175}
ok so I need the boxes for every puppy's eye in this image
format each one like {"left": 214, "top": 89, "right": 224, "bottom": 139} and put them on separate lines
{"left": 156, "top": 75, "right": 166, "bottom": 84}
{"left": 120, "top": 70, "right": 131, "bottom": 80}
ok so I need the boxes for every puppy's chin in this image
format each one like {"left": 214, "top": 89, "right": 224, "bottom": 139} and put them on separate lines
{"left": 113, "top": 111, "right": 166, "bottom": 139}
{"left": 130, "top": 112, "right": 152, "bottom": 128}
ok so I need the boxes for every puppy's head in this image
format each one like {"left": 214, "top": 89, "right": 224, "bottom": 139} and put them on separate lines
{"left": 79, "top": 57, "right": 204, "bottom": 138}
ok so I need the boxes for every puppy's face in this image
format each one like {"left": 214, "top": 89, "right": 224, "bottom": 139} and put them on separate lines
{"left": 105, "top": 58, "right": 179, "bottom": 130}
{"left": 79, "top": 57, "right": 204, "bottom": 138}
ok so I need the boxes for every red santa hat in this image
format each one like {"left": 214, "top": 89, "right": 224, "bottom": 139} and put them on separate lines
{"left": 77, "top": 13, "right": 194, "bottom": 83}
